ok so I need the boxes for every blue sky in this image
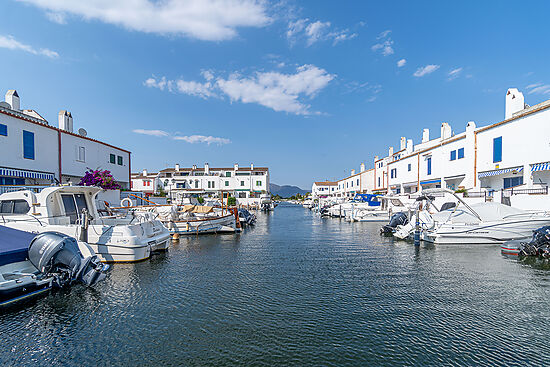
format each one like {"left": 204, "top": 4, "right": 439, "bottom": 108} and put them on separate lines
{"left": 1, "top": 1, "right": 550, "bottom": 189}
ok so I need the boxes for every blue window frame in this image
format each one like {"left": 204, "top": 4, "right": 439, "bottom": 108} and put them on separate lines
{"left": 407, "top": 163, "right": 411, "bottom": 171}
{"left": 378, "top": 177, "right": 380, "bottom": 187}
{"left": 390, "top": 168, "right": 397, "bottom": 179}
{"left": 0, "top": 123, "right": 7, "bottom": 136}
{"left": 450, "top": 150, "right": 456, "bottom": 161}
{"left": 23, "top": 130, "right": 35, "bottom": 160}
{"left": 493, "top": 137, "right": 502, "bottom": 163}
{"left": 458, "top": 148, "right": 464, "bottom": 159}
{"left": 427, "top": 157, "right": 432, "bottom": 175}
{"left": 504, "top": 176, "right": 523, "bottom": 189}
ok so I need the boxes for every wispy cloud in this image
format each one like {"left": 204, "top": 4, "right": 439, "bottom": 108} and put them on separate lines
{"left": 132, "top": 129, "right": 169, "bottom": 137}
{"left": 0, "top": 35, "right": 59, "bottom": 58}
{"left": 173, "top": 135, "right": 231, "bottom": 145}
{"left": 371, "top": 30, "right": 394, "bottom": 56}
{"left": 287, "top": 18, "right": 357, "bottom": 46}
{"left": 397, "top": 59, "right": 406, "bottom": 68}
{"left": 413, "top": 64, "right": 440, "bottom": 77}
{"left": 525, "top": 83, "right": 550, "bottom": 95}
{"left": 19, "top": 0, "right": 270, "bottom": 41}
{"left": 145, "top": 65, "right": 335, "bottom": 115}
{"left": 447, "top": 67, "right": 463, "bottom": 80}
{"left": 133, "top": 129, "right": 230, "bottom": 145}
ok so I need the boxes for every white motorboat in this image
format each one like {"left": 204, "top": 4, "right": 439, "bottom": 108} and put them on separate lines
{"left": 0, "top": 186, "right": 171, "bottom": 263}
{"left": 0, "top": 225, "right": 108, "bottom": 307}
{"left": 394, "top": 188, "right": 550, "bottom": 244}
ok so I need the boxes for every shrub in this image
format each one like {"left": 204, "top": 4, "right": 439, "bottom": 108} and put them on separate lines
{"left": 78, "top": 169, "right": 120, "bottom": 190}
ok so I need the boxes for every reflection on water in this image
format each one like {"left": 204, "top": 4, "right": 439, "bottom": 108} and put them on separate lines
{"left": 2, "top": 203, "right": 550, "bottom": 366}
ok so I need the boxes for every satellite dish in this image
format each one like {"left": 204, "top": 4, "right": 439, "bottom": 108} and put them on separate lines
{"left": 78, "top": 128, "right": 88, "bottom": 137}
{"left": 0, "top": 101, "right": 11, "bottom": 109}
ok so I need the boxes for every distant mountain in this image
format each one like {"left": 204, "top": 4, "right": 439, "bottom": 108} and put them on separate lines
{"left": 270, "top": 183, "right": 308, "bottom": 198}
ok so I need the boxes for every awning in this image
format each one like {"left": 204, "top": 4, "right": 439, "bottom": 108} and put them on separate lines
{"left": 444, "top": 174, "right": 465, "bottom": 181}
{"left": 420, "top": 179, "right": 441, "bottom": 186}
{"left": 0, "top": 167, "right": 54, "bottom": 181}
{"left": 478, "top": 166, "right": 523, "bottom": 179}
{"left": 531, "top": 162, "right": 550, "bottom": 172}
{"left": 402, "top": 182, "right": 418, "bottom": 188}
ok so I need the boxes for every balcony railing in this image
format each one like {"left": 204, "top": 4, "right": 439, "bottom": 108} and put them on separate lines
{"left": 0, "top": 185, "right": 50, "bottom": 195}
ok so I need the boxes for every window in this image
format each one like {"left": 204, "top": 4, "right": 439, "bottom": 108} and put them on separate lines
{"left": 427, "top": 157, "right": 432, "bottom": 175}
{"left": 408, "top": 164, "right": 411, "bottom": 172}
{"left": 110, "top": 154, "right": 116, "bottom": 164}
{"left": 225, "top": 181, "right": 229, "bottom": 187}
{"left": 195, "top": 181, "right": 199, "bottom": 188}
{"left": 357, "top": 179, "right": 359, "bottom": 186}
{"left": 493, "top": 137, "right": 502, "bottom": 163}
{"left": 61, "top": 194, "right": 88, "bottom": 224}
{"left": 0, "top": 123, "right": 7, "bottom": 136}
{"left": 256, "top": 181, "right": 261, "bottom": 186}
{"left": 23, "top": 130, "right": 34, "bottom": 160}
{"left": 458, "top": 148, "right": 464, "bottom": 159}
{"left": 176, "top": 183, "right": 185, "bottom": 189}
{"left": 0, "top": 200, "right": 29, "bottom": 214}
{"left": 117, "top": 155, "right": 123, "bottom": 166}
{"left": 450, "top": 150, "right": 456, "bottom": 161}
{"left": 390, "top": 168, "right": 397, "bottom": 179}
{"left": 226, "top": 172, "right": 231, "bottom": 177}
{"left": 241, "top": 181, "right": 245, "bottom": 186}
{"left": 378, "top": 177, "right": 381, "bottom": 186}
{"left": 504, "top": 176, "right": 523, "bottom": 189}
{"left": 77, "top": 146, "right": 85, "bottom": 162}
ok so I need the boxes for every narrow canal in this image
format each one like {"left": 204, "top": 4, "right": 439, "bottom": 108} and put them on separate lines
{"left": 2, "top": 203, "right": 550, "bottom": 366}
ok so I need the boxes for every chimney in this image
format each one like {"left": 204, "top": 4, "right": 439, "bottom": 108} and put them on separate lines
{"left": 250, "top": 163, "right": 254, "bottom": 170}
{"left": 234, "top": 163, "right": 239, "bottom": 171}
{"left": 58, "top": 110, "right": 73, "bottom": 132}
{"left": 175, "top": 163, "right": 180, "bottom": 171}
{"left": 466, "top": 121, "right": 476, "bottom": 133}
{"left": 374, "top": 155, "right": 379, "bottom": 163}
{"left": 388, "top": 146, "right": 394, "bottom": 157}
{"left": 351, "top": 169, "right": 356, "bottom": 176}
{"left": 68, "top": 112, "right": 73, "bottom": 133}
{"left": 360, "top": 163, "right": 366, "bottom": 172}
{"left": 422, "top": 128, "right": 430, "bottom": 143}
{"left": 5, "top": 90, "right": 20, "bottom": 111}
{"left": 143, "top": 169, "right": 148, "bottom": 176}
{"left": 406, "top": 139, "right": 413, "bottom": 153}
{"left": 400, "top": 137, "right": 406, "bottom": 151}
{"left": 505, "top": 88, "right": 525, "bottom": 119}
{"left": 192, "top": 164, "right": 197, "bottom": 170}
{"left": 440, "top": 122, "right": 452, "bottom": 140}
{"left": 204, "top": 163, "right": 210, "bottom": 174}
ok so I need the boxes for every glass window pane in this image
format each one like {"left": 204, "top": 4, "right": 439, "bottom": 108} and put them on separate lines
{"left": 0, "top": 200, "right": 14, "bottom": 214}
{"left": 61, "top": 194, "right": 78, "bottom": 224}
{"left": 13, "top": 200, "right": 30, "bottom": 214}
{"left": 74, "top": 193, "right": 88, "bottom": 214}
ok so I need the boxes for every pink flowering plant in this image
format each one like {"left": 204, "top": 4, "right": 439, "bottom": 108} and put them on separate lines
{"left": 79, "top": 169, "right": 120, "bottom": 190}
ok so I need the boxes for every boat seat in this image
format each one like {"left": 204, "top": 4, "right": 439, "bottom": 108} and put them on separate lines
{"left": 0, "top": 225, "right": 35, "bottom": 267}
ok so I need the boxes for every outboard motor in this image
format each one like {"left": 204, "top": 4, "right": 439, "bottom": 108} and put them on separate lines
{"left": 28, "top": 232, "right": 109, "bottom": 288}
{"left": 518, "top": 226, "right": 550, "bottom": 258}
{"left": 381, "top": 212, "right": 409, "bottom": 235}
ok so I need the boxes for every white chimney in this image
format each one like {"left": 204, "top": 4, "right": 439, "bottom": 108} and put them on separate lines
{"left": 360, "top": 163, "right": 366, "bottom": 172}
{"left": 250, "top": 163, "right": 254, "bottom": 170}
{"left": 58, "top": 110, "right": 73, "bottom": 132}
{"left": 175, "top": 163, "right": 180, "bottom": 171}
{"left": 192, "top": 164, "right": 197, "bottom": 170}
{"left": 422, "top": 128, "right": 430, "bottom": 143}
{"left": 234, "top": 163, "right": 239, "bottom": 171}
{"left": 351, "top": 169, "right": 356, "bottom": 176}
{"left": 204, "top": 163, "right": 210, "bottom": 174}
{"left": 143, "top": 169, "right": 148, "bottom": 176}
{"left": 374, "top": 156, "right": 379, "bottom": 163}
{"left": 440, "top": 122, "right": 452, "bottom": 140}
{"left": 406, "top": 139, "right": 413, "bottom": 153}
{"left": 5, "top": 90, "right": 20, "bottom": 111}
{"left": 466, "top": 121, "right": 476, "bottom": 133}
{"left": 400, "top": 137, "right": 406, "bottom": 151}
{"left": 505, "top": 88, "right": 525, "bottom": 119}
{"left": 67, "top": 111, "right": 73, "bottom": 133}
{"left": 388, "top": 146, "right": 394, "bottom": 157}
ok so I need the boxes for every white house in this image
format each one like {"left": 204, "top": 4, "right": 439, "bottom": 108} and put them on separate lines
{"left": 0, "top": 89, "right": 131, "bottom": 189}
{"left": 311, "top": 181, "right": 337, "bottom": 199}
{"left": 131, "top": 169, "right": 159, "bottom": 195}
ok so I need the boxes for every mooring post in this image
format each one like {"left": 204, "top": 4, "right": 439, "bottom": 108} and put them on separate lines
{"left": 414, "top": 207, "right": 420, "bottom": 246}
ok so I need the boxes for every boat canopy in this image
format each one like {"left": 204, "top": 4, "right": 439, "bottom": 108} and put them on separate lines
{"left": 351, "top": 193, "right": 381, "bottom": 206}
{"left": 0, "top": 225, "right": 35, "bottom": 266}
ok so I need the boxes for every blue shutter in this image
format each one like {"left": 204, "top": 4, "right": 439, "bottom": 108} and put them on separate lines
{"left": 450, "top": 150, "right": 456, "bottom": 161}
{"left": 23, "top": 130, "right": 35, "bottom": 160}
{"left": 493, "top": 137, "right": 502, "bottom": 163}
{"left": 427, "top": 157, "right": 432, "bottom": 175}
{"left": 0, "top": 123, "right": 7, "bottom": 136}
{"left": 458, "top": 148, "right": 464, "bottom": 159}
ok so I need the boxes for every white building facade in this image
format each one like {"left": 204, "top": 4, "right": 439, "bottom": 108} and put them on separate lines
{"left": 312, "top": 181, "right": 337, "bottom": 199}
{"left": 0, "top": 89, "right": 131, "bottom": 189}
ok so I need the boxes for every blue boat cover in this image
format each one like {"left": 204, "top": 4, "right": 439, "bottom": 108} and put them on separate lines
{"left": 0, "top": 225, "right": 35, "bottom": 266}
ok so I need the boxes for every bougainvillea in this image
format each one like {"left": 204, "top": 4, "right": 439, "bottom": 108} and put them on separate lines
{"left": 78, "top": 169, "right": 121, "bottom": 190}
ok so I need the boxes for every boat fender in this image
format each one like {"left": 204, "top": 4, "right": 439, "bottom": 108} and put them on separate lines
{"left": 121, "top": 198, "right": 132, "bottom": 208}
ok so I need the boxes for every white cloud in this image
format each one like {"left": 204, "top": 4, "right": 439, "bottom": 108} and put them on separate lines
{"left": 173, "top": 135, "right": 231, "bottom": 145}
{"left": 46, "top": 11, "right": 66, "bottom": 24}
{"left": 145, "top": 64, "right": 335, "bottom": 115}
{"left": 132, "top": 129, "right": 169, "bottom": 137}
{"left": 397, "top": 59, "right": 406, "bottom": 68}
{"left": 371, "top": 30, "right": 394, "bottom": 56}
{"left": 447, "top": 67, "right": 463, "bottom": 80}
{"left": 413, "top": 64, "right": 440, "bottom": 77}
{"left": 19, "top": 0, "right": 270, "bottom": 41}
{"left": 0, "top": 34, "right": 59, "bottom": 58}
{"left": 287, "top": 18, "right": 356, "bottom": 46}
{"left": 525, "top": 83, "right": 550, "bottom": 95}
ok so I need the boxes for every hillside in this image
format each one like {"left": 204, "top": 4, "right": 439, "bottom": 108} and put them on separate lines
{"left": 270, "top": 183, "right": 308, "bottom": 198}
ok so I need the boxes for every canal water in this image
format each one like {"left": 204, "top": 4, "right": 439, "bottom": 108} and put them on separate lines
{"left": 2, "top": 203, "right": 550, "bottom": 366}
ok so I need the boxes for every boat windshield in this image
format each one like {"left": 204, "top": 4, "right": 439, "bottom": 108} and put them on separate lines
{"left": 61, "top": 193, "right": 89, "bottom": 224}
